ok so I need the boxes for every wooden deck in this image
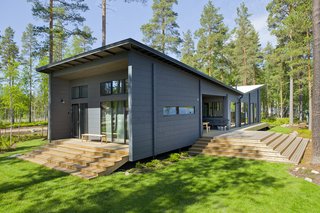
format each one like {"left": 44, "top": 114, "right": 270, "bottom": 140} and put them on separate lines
{"left": 202, "top": 123, "right": 270, "bottom": 138}
{"left": 190, "top": 127, "right": 309, "bottom": 164}
{"left": 19, "top": 138, "right": 129, "bottom": 179}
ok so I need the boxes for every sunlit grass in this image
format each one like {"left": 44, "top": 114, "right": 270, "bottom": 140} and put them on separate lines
{"left": 1, "top": 140, "right": 320, "bottom": 212}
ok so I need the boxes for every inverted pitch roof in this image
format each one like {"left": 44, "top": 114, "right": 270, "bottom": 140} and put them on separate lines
{"left": 36, "top": 38, "right": 242, "bottom": 95}
{"left": 235, "top": 85, "right": 264, "bottom": 93}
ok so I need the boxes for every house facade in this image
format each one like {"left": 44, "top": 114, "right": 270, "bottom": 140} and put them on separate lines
{"left": 38, "top": 39, "right": 262, "bottom": 161}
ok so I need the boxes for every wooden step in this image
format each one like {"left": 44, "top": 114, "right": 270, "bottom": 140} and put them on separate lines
{"left": 268, "top": 134, "right": 289, "bottom": 149}
{"left": 282, "top": 137, "right": 303, "bottom": 158}
{"left": 263, "top": 133, "right": 282, "bottom": 145}
{"left": 275, "top": 135, "right": 296, "bottom": 153}
{"left": 192, "top": 151, "right": 290, "bottom": 163}
{"left": 290, "top": 139, "right": 309, "bottom": 164}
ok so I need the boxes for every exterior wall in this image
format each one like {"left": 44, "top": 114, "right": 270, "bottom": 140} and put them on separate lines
{"left": 50, "top": 70, "right": 128, "bottom": 140}
{"left": 50, "top": 77, "right": 72, "bottom": 139}
{"left": 241, "top": 89, "right": 261, "bottom": 124}
{"left": 70, "top": 70, "right": 128, "bottom": 137}
{"left": 129, "top": 51, "right": 200, "bottom": 161}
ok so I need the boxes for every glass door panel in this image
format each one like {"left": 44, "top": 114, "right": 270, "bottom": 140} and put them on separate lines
{"left": 72, "top": 104, "right": 79, "bottom": 137}
{"left": 113, "top": 101, "right": 125, "bottom": 143}
{"left": 101, "top": 102, "right": 112, "bottom": 142}
{"left": 101, "top": 100, "right": 128, "bottom": 144}
{"left": 80, "top": 103, "right": 88, "bottom": 135}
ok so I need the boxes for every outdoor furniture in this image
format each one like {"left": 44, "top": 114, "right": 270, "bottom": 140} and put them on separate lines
{"left": 203, "top": 122, "right": 211, "bottom": 133}
{"left": 81, "top": 134, "right": 107, "bottom": 143}
{"left": 203, "top": 117, "right": 229, "bottom": 130}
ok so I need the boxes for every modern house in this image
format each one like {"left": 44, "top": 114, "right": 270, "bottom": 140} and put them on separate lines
{"left": 37, "top": 38, "right": 262, "bottom": 162}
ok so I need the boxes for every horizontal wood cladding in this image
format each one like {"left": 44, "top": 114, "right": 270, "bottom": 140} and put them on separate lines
{"left": 51, "top": 77, "right": 72, "bottom": 139}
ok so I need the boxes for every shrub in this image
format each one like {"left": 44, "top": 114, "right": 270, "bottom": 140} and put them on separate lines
{"left": 262, "top": 117, "right": 289, "bottom": 127}
{"left": 135, "top": 161, "right": 144, "bottom": 169}
{"left": 167, "top": 153, "right": 181, "bottom": 162}
{"left": 180, "top": 152, "right": 189, "bottom": 158}
{"left": 145, "top": 159, "right": 162, "bottom": 168}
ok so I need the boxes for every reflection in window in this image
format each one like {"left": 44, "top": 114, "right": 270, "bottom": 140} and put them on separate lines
{"left": 179, "top": 106, "right": 195, "bottom": 115}
{"left": 72, "top": 85, "right": 88, "bottom": 99}
{"left": 163, "top": 107, "right": 178, "bottom": 116}
{"left": 163, "top": 106, "right": 195, "bottom": 116}
{"left": 100, "top": 79, "right": 127, "bottom": 96}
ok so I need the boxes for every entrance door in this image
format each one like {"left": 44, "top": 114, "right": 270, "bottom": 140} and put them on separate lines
{"left": 72, "top": 103, "right": 88, "bottom": 138}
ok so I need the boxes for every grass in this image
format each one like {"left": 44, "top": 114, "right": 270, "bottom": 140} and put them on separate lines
{"left": 269, "top": 126, "right": 312, "bottom": 139}
{"left": 269, "top": 126, "right": 293, "bottom": 134}
{"left": 1, "top": 140, "right": 320, "bottom": 212}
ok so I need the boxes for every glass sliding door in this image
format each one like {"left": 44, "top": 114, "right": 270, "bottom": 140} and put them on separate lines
{"left": 101, "top": 100, "right": 128, "bottom": 144}
{"left": 72, "top": 104, "right": 79, "bottom": 137}
{"left": 101, "top": 102, "right": 112, "bottom": 142}
{"left": 72, "top": 103, "right": 88, "bottom": 138}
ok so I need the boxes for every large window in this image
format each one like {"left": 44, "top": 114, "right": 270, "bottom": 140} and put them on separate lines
{"left": 163, "top": 106, "right": 195, "bottom": 116}
{"left": 72, "top": 85, "right": 88, "bottom": 99}
{"left": 100, "top": 79, "right": 128, "bottom": 96}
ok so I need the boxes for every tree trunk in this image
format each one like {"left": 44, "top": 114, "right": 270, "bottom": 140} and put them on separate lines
{"left": 312, "top": 0, "right": 320, "bottom": 164}
{"left": 49, "top": 0, "right": 54, "bottom": 63}
{"left": 102, "top": 0, "right": 106, "bottom": 46}
{"left": 299, "top": 75, "right": 303, "bottom": 122}
{"left": 280, "top": 83, "right": 283, "bottom": 118}
{"left": 308, "top": 31, "right": 313, "bottom": 130}
{"left": 289, "top": 75, "right": 294, "bottom": 125}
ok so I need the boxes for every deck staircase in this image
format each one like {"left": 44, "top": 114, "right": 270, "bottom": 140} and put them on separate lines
{"left": 19, "top": 139, "right": 129, "bottom": 179}
{"left": 189, "top": 131, "right": 309, "bottom": 164}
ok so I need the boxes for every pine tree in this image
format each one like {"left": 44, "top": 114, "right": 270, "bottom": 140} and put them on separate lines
{"left": 141, "top": 0, "right": 181, "bottom": 55}
{"left": 181, "top": 30, "right": 196, "bottom": 67}
{"left": 21, "top": 23, "right": 40, "bottom": 123}
{"left": 28, "top": 0, "right": 89, "bottom": 63}
{"left": 66, "top": 26, "right": 96, "bottom": 57}
{"left": 267, "top": 0, "right": 312, "bottom": 125}
{"left": 52, "top": 20, "right": 68, "bottom": 61}
{"left": 195, "top": 0, "right": 228, "bottom": 80}
{"left": 312, "top": 0, "right": 320, "bottom": 163}
{"left": 101, "top": 0, "right": 146, "bottom": 45}
{"left": 0, "top": 27, "right": 19, "bottom": 124}
{"left": 232, "top": 2, "right": 261, "bottom": 85}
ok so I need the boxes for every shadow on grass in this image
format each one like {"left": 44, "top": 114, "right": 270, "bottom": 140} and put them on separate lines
{"left": 14, "top": 156, "right": 286, "bottom": 213}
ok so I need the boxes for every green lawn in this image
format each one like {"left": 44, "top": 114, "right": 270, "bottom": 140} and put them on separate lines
{"left": 269, "top": 126, "right": 312, "bottom": 138}
{"left": 1, "top": 140, "right": 320, "bottom": 213}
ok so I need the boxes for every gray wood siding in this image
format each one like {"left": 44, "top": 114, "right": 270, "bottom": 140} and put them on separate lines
{"left": 129, "top": 52, "right": 201, "bottom": 161}
{"left": 51, "top": 77, "right": 72, "bottom": 139}
{"left": 129, "top": 52, "right": 153, "bottom": 161}
{"left": 154, "top": 62, "right": 200, "bottom": 155}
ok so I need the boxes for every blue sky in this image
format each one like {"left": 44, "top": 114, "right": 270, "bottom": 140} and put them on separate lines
{"left": 0, "top": 0, "right": 275, "bottom": 50}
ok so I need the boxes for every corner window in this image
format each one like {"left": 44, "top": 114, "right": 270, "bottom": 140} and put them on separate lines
{"left": 100, "top": 79, "right": 127, "bottom": 96}
{"left": 72, "top": 85, "right": 88, "bottom": 99}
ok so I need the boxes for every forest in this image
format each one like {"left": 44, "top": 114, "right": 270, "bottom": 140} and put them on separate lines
{"left": 0, "top": 0, "right": 313, "bottom": 129}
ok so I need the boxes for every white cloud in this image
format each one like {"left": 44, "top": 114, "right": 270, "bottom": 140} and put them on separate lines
{"left": 251, "top": 14, "right": 277, "bottom": 47}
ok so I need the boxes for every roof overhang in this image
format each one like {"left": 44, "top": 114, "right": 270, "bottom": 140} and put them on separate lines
{"left": 235, "top": 84, "right": 264, "bottom": 94}
{"left": 37, "top": 38, "right": 243, "bottom": 95}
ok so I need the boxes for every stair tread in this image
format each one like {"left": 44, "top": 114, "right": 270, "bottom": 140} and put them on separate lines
{"left": 275, "top": 135, "right": 296, "bottom": 153}
{"left": 290, "top": 139, "right": 309, "bottom": 164}
{"left": 263, "top": 133, "right": 282, "bottom": 145}
{"left": 282, "top": 137, "right": 303, "bottom": 158}
{"left": 269, "top": 134, "right": 289, "bottom": 149}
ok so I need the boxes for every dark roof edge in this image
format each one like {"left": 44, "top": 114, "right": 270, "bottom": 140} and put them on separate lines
{"left": 36, "top": 38, "right": 133, "bottom": 73}
{"left": 127, "top": 39, "right": 242, "bottom": 95}
{"left": 37, "top": 38, "right": 242, "bottom": 95}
